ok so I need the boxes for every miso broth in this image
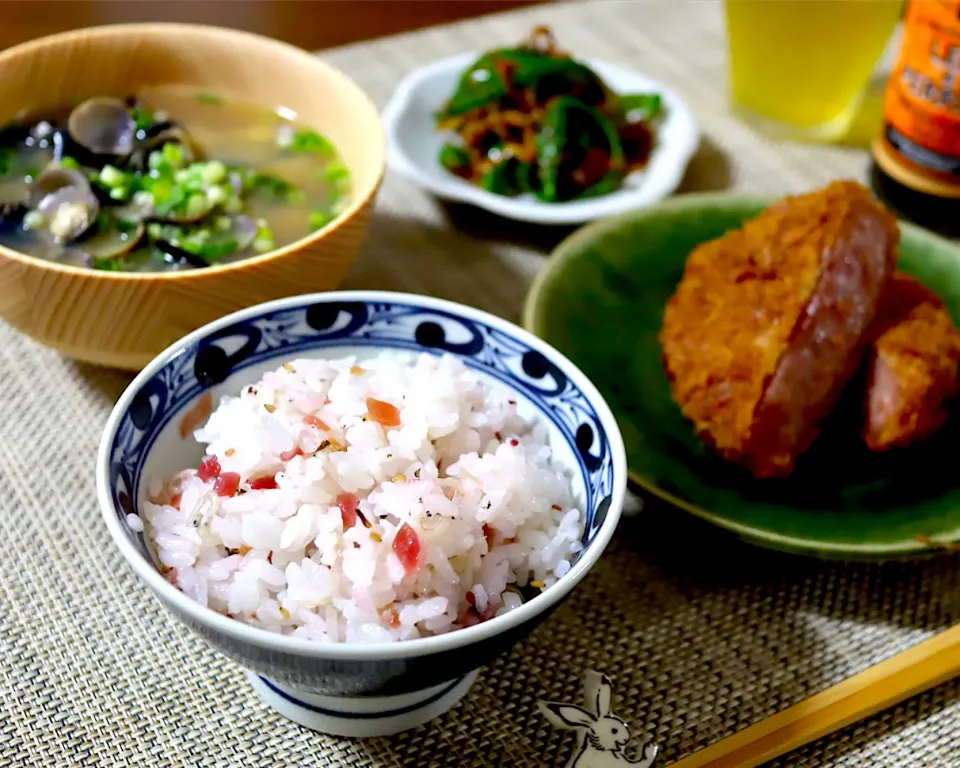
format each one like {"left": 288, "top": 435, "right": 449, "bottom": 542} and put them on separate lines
{"left": 0, "top": 86, "right": 351, "bottom": 272}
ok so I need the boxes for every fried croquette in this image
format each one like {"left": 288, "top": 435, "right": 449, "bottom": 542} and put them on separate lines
{"left": 864, "top": 273, "right": 960, "bottom": 451}
{"left": 660, "top": 180, "right": 899, "bottom": 478}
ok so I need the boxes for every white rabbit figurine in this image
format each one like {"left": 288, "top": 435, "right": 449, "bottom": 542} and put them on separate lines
{"left": 539, "top": 671, "right": 658, "bottom": 768}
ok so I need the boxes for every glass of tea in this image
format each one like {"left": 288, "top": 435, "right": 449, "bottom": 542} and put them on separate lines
{"left": 725, "top": 0, "right": 903, "bottom": 141}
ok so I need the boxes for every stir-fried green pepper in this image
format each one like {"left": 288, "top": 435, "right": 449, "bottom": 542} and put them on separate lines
{"left": 440, "top": 48, "right": 608, "bottom": 118}
{"left": 617, "top": 93, "right": 664, "bottom": 122}
{"left": 479, "top": 155, "right": 542, "bottom": 197}
{"left": 480, "top": 157, "right": 519, "bottom": 196}
{"left": 535, "top": 95, "right": 623, "bottom": 203}
{"left": 515, "top": 161, "right": 539, "bottom": 195}
{"left": 433, "top": 25, "right": 666, "bottom": 204}
{"left": 569, "top": 172, "right": 623, "bottom": 200}
{"left": 439, "top": 144, "right": 471, "bottom": 176}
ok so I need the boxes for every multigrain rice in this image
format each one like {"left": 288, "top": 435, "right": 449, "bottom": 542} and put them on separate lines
{"left": 139, "top": 352, "right": 583, "bottom": 643}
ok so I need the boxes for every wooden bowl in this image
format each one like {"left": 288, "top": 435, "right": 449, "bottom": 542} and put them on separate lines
{"left": 0, "top": 24, "right": 385, "bottom": 370}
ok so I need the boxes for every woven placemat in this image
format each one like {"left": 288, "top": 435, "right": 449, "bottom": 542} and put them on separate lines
{"left": 2, "top": 2, "right": 959, "bottom": 766}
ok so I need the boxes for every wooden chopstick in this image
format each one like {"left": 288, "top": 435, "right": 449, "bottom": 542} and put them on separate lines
{"left": 669, "top": 623, "right": 960, "bottom": 768}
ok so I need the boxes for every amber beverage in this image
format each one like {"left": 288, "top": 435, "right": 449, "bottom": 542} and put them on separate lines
{"left": 726, "top": 0, "right": 902, "bottom": 140}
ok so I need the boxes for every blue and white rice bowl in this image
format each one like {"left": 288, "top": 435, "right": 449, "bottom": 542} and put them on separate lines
{"left": 97, "top": 291, "right": 626, "bottom": 737}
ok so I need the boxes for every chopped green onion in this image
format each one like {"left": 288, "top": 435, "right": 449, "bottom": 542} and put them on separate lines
{"left": 148, "top": 151, "right": 168, "bottom": 173}
{"left": 160, "top": 221, "right": 243, "bottom": 262}
{"left": 200, "top": 238, "right": 239, "bottom": 260}
{"left": 328, "top": 167, "right": 350, "bottom": 198}
{"left": 324, "top": 163, "right": 350, "bottom": 184}
{"left": 130, "top": 105, "right": 154, "bottom": 133}
{"left": 100, "top": 165, "right": 126, "bottom": 188}
{"left": 132, "top": 190, "right": 155, "bottom": 208}
{"left": 283, "top": 128, "right": 335, "bottom": 156}
{"left": 23, "top": 211, "right": 45, "bottom": 230}
{"left": 309, "top": 209, "right": 331, "bottom": 232}
{"left": 225, "top": 163, "right": 251, "bottom": 183}
{"left": 215, "top": 216, "right": 232, "bottom": 232}
{"left": 201, "top": 160, "right": 227, "bottom": 186}
{"left": 183, "top": 171, "right": 207, "bottom": 193}
{"left": 147, "top": 222, "right": 163, "bottom": 240}
{"left": 93, "top": 256, "right": 125, "bottom": 271}
{"left": 109, "top": 186, "right": 129, "bottom": 201}
{"left": 184, "top": 193, "right": 210, "bottom": 220}
{"left": 206, "top": 185, "right": 228, "bottom": 206}
{"left": 146, "top": 177, "right": 184, "bottom": 215}
{"left": 59, "top": 156, "right": 81, "bottom": 171}
{"left": 162, "top": 142, "right": 186, "bottom": 169}
{"left": 247, "top": 171, "right": 297, "bottom": 200}
{"left": 253, "top": 219, "right": 275, "bottom": 253}
{"left": 163, "top": 189, "right": 189, "bottom": 217}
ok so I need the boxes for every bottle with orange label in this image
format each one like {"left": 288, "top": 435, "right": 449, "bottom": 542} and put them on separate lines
{"left": 870, "top": 0, "right": 960, "bottom": 235}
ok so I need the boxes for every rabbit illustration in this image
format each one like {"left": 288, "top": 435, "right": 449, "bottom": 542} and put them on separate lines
{"left": 539, "top": 671, "right": 658, "bottom": 768}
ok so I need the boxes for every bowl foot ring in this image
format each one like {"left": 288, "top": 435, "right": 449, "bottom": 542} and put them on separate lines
{"left": 246, "top": 669, "right": 479, "bottom": 737}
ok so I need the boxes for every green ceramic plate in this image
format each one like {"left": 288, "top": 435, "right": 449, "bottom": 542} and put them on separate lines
{"left": 523, "top": 192, "right": 960, "bottom": 559}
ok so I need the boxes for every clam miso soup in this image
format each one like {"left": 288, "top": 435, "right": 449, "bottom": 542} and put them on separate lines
{"left": 0, "top": 87, "right": 351, "bottom": 272}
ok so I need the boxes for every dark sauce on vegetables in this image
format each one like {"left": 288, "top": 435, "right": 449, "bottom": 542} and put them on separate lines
{"left": 435, "top": 26, "right": 662, "bottom": 203}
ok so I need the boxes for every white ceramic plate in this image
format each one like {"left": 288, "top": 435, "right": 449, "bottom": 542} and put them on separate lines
{"left": 382, "top": 52, "right": 700, "bottom": 225}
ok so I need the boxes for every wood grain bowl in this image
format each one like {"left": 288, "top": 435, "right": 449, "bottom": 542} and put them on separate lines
{"left": 0, "top": 24, "right": 385, "bottom": 370}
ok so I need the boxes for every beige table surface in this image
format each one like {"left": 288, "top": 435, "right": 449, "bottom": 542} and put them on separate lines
{"left": 2, "top": 2, "right": 959, "bottom": 767}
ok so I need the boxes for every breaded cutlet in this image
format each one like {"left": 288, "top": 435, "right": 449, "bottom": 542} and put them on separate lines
{"left": 660, "top": 180, "right": 899, "bottom": 478}
{"left": 864, "top": 273, "right": 960, "bottom": 451}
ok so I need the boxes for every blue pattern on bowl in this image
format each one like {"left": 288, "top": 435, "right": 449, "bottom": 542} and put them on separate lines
{"left": 107, "top": 298, "right": 616, "bottom": 563}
